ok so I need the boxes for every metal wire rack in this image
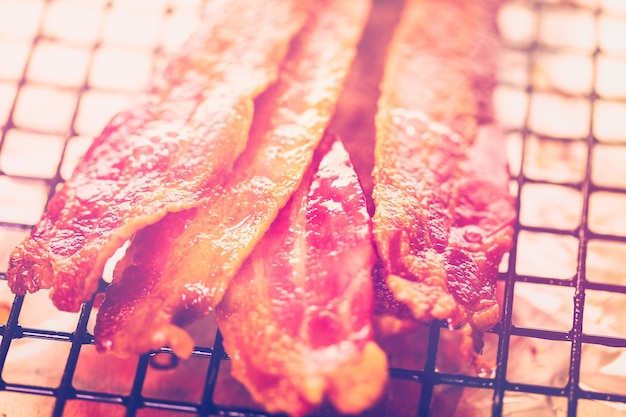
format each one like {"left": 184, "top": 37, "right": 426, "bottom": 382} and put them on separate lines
{"left": 1, "top": 0, "right": 626, "bottom": 416}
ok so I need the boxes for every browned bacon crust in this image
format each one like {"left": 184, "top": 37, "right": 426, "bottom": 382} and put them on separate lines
{"left": 372, "top": 0, "right": 514, "bottom": 339}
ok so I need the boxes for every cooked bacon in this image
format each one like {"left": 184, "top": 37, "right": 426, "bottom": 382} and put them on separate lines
{"left": 6, "top": 0, "right": 310, "bottom": 312}
{"left": 94, "top": 0, "right": 372, "bottom": 358}
{"left": 215, "top": 133, "right": 386, "bottom": 417}
{"left": 372, "top": 0, "right": 514, "bottom": 340}
{"left": 447, "top": 125, "right": 515, "bottom": 331}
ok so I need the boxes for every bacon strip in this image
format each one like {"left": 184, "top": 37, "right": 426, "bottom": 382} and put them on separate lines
{"left": 94, "top": 0, "right": 372, "bottom": 357}
{"left": 215, "top": 134, "right": 386, "bottom": 417}
{"left": 7, "top": 0, "right": 310, "bottom": 312}
{"left": 372, "top": 0, "right": 514, "bottom": 338}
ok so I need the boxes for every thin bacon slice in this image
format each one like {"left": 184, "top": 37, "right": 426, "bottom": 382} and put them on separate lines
{"left": 372, "top": 0, "right": 514, "bottom": 340}
{"left": 94, "top": 0, "right": 372, "bottom": 358}
{"left": 7, "top": 0, "right": 310, "bottom": 312}
{"left": 216, "top": 134, "right": 387, "bottom": 417}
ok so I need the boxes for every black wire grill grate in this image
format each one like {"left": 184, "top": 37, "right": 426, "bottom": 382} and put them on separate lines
{"left": 1, "top": 0, "right": 626, "bottom": 416}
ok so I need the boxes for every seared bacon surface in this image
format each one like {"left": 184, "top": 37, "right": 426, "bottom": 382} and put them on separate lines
{"left": 372, "top": 0, "right": 514, "bottom": 338}
{"left": 216, "top": 134, "right": 387, "bottom": 417}
{"left": 7, "top": 0, "right": 310, "bottom": 312}
{"left": 94, "top": 0, "right": 372, "bottom": 357}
